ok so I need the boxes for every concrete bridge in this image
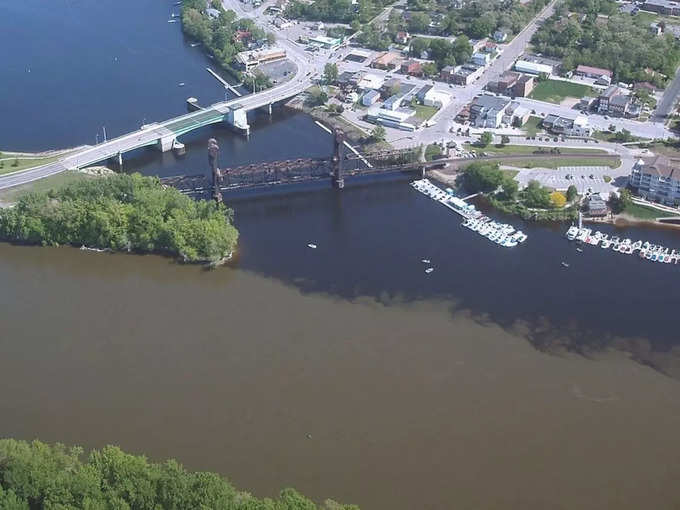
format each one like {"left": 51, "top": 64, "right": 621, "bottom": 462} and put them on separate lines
{"left": 0, "top": 75, "right": 310, "bottom": 191}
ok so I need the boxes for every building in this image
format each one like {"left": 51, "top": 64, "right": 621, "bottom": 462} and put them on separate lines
{"left": 587, "top": 195, "right": 608, "bottom": 216}
{"left": 440, "top": 65, "right": 457, "bottom": 82}
{"left": 512, "top": 75, "right": 535, "bottom": 97}
{"left": 400, "top": 60, "right": 423, "bottom": 76}
{"left": 371, "top": 52, "right": 401, "bottom": 70}
{"left": 574, "top": 65, "right": 613, "bottom": 83}
{"left": 579, "top": 96, "right": 596, "bottom": 110}
{"left": 309, "top": 35, "right": 342, "bottom": 50}
{"left": 382, "top": 94, "right": 403, "bottom": 110}
{"left": 597, "top": 85, "right": 623, "bottom": 113}
{"left": 514, "top": 59, "right": 553, "bottom": 75}
{"left": 357, "top": 73, "right": 384, "bottom": 90}
{"left": 643, "top": 0, "right": 680, "bottom": 16}
{"left": 362, "top": 90, "right": 380, "bottom": 106}
{"left": 422, "top": 88, "right": 450, "bottom": 108}
{"left": 273, "top": 16, "right": 293, "bottom": 28}
{"left": 630, "top": 155, "right": 680, "bottom": 205}
{"left": 471, "top": 52, "right": 490, "bottom": 67}
{"left": 450, "top": 64, "right": 484, "bottom": 85}
{"left": 233, "top": 30, "right": 252, "bottom": 44}
{"left": 337, "top": 71, "right": 358, "bottom": 89}
{"left": 395, "top": 31, "right": 410, "bottom": 44}
{"left": 505, "top": 102, "right": 530, "bottom": 126}
{"left": 488, "top": 71, "right": 519, "bottom": 94}
{"left": 235, "top": 47, "right": 286, "bottom": 71}
{"left": 608, "top": 94, "right": 639, "bottom": 117}
{"left": 366, "top": 108, "right": 418, "bottom": 131}
{"left": 469, "top": 95, "right": 511, "bottom": 128}
{"left": 542, "top": 114, "right": 592, "bottom": 136}
{"left": 493, "top": 30, "right": 508, "bottom": 43}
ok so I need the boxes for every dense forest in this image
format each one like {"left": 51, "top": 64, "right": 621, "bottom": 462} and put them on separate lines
{"left": 181, "top": 0, "right": 273, "bottom": 91}
{"left": 0, "top": 174, "right": 238, "bottom": 263}
{"left": 0, "top": 439, "right": 358, "bottom": 510}
{"left": 531, "top": 0, "right": 680, "bottom": 84}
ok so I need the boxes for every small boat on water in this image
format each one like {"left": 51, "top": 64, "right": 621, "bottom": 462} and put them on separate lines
{"left": 561, "top": 261, "right": 570, "bottom": 268}
{"left": 307, "top": 243, "right": 317, "bottom": 249}
{"left": 168, "top": 19, "right": 178, "bottom": 23}
{"left": 421, "top": 259, "right": 431, "bottom": 264}
{"left": 178, "top": 82, "right": 185, "bottom": 87}
{"left": 576, "top": 248, "right": 583, "bottom": 253}
{"left": 425, "top": 267, "right": 434, "bottom": 274}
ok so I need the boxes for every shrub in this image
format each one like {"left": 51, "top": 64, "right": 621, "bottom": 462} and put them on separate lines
{"left": 550, "top": 191, "right": 567, "bottom": 208}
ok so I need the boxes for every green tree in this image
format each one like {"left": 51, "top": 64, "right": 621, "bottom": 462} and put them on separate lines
{"left": 370, "top": 125, "right": 386, "bottom": 142}
{"left": 566, "top": 184, "right": 578, "bottom": 202}
{"left": 409, "top": 37, "right": 430, "bottom": 58}
{"left": 408, "top": 12, "right": 431, "bottom": 33}
{"left": 463, "top": 161, "right": 504, "bottom": 192}
{"left": 324, "top": 62, "right": 339, "bottom": 84}
{"left": 478, "top": 131, "right": 493, "bottom": 147}
{"left": 523, "top": 180, "right": 553, "bottom": 209}
{"left": 500, "top": 134, "right": 510, "bottom": 146}
{"left": 500, "top": 176, "right": 519, "bottom": 199}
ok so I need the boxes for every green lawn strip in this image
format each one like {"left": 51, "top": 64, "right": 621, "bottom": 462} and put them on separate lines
{"left": 592, "top": 131, "right": 644, "bottom": 143}
{"left": 0, "top": 155, "right": 61, "bottom": 176}
{"left": 522, "top": 116, "right": 543, "bottom": 136}
{"left": 464, "top": 143, "right": 607, "bottom": 155}
{"left": 412, "top": 104, "right": 439, "bottom": 122}
{"left": 496, "top": 156, "right": 620, "bottom": 169}
{"left": 529, "top": 80, "right": 593, "bottom": 104}
{"left": 622, "top": 202, "right": 679, "bottom": 220}
{"left": 0, "top": 170, "right": 90, "bottom": 205}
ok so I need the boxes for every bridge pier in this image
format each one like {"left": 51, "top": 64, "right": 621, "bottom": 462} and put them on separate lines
{"left": 225, "top": 106, "right": 250, "bottom": 138}
{"left": 158, "top": 134, "right": 176, "bottom": 153}
{"left": 332, "top": 129, "right": 345, "bottom": 189}
{"left": 107, "top": 151, "right": 123, "bottom": 171}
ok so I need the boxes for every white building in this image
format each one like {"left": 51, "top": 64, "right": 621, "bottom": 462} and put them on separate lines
{"left": 514, "top": 59, "right": 553, "bottom": 75}
{"left": 362, "top": 90, "right": 380, "bottom": 106}
{"left": 630, "top": 155, "right": 680, "bottom": 206}
{"left": 357, "top": 73, "right": 384, "bottom": 90}
{"left": 471, "top": 52, "right": 490, "bottom": 67}
{"left": 422, "top": 89, "right": 450, "bottom": 108}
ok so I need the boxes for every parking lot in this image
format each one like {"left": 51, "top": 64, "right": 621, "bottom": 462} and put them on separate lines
{"left": 515, "top": 165, "right": 617, "bottom": 194}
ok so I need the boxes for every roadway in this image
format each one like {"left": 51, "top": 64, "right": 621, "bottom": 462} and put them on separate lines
{"left": 0, "top": 2, "right": 318, "bottom": 191}
{"left": 651, "top": 64, "right": 680, "bottom": 123}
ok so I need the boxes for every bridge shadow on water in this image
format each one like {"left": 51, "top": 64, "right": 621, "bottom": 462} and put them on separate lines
{"left": 227, "top": 178, "right": 680, "bottom": 380}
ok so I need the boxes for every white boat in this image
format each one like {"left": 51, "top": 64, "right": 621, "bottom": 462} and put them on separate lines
{"left": 307, "top": 243, "right": 317, "bottom": 249}
{"left": 425, "top": 267, "right": 434, "bottom": 274}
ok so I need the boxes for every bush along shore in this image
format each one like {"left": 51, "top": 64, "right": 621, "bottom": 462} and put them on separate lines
{"left": 0, "top": 439, "right": 359, "bottom": 509}
{"left": 0, "top": 173, "right": 238, "bottom": 264}
{"left": 456, "top": 162, "right": 579, "bottom": 222}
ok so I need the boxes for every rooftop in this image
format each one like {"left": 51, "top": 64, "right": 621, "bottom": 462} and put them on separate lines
{"left": 639, "top": 155, "right": 680, "bottom": 179}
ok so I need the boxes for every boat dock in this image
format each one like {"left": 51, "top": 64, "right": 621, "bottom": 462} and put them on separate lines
{"left": 411, "top": 179, "right": 528, "bottom": 248}
{"left": 565, "top": 226, "right": 680, "bottom": 264}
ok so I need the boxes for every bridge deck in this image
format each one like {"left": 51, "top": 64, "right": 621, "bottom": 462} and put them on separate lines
{"left": 164, "top": 108, "right": 225, "bottom": 134}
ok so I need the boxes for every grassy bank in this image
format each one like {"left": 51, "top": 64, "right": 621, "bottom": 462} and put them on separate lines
{"left": 622, "top": 202, "right": 679, "bottom": 220}
{"left": 522, "top": 116, "right": 543, "bottom": 136}
{"left": 529, "top": 80, "right": 592, "bottom": 104}
{"left": 466, "top": 144, "right": 608, "bottom": 156}
{"left": 0, "top": 170, "right": 88, "bottom": 206}
{"left": 0, "top": 154, "right": 62, "bottom": 175}
{"left": 498, "top": 156, "right": 621, "bottom": 169}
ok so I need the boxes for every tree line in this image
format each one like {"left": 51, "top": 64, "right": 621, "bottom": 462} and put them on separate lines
{"left": 0, "top": 439, "right": 358, "bottom": 510}
{"left": 181, "top": 0, "right": 273, "bottom": 91}
{"left": 531, "top": 1, "right": 680, "bottom": 84}
{"left": 0, "top": 174, "right": 239, "bottom": 263}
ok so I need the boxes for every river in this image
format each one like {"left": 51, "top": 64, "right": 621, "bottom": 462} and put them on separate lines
{"left": 2, "top": 1, "right": 680, "bottom": 509}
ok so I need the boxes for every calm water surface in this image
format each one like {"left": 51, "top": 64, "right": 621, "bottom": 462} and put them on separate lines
{"left": 2, "top": 1, "right": 680, "bottom": 509}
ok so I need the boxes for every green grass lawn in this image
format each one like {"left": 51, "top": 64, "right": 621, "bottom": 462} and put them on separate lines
{"left": 498, "top": 156, "right": 621, "bottom": 169}
{"left": 0, "top": 155, "right": 61, "bottom": 176}
{"left": 529, "top": 80, "right": 593, "bottom": 104}
{"left": 464, "top": 143, "right": 607, "bottom": 156}
{"left": 622, "top": 202, "right": 669, "bottom": 220}
{"left": 522, "top": 116, "right": 543, "bottom": 137}
{"left": 634, "top": 9, "right": 680, "bottom": 25}
{"left": 592, "top": 131, "right": 645, "bottom": 143}
{"left": 0, "top": 170, "right": 89, "bottom": 205}
{"left": 412, "top": 104, "right": 439, "bottom": 122}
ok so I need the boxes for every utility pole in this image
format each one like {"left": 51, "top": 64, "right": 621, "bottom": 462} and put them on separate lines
{"left": 103, "top": 126, "right": 107, "bottom": 143}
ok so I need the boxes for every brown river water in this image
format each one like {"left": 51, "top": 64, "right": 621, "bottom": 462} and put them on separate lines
{"left": 1, "top": 243, "right": 680, "bottom": 510}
